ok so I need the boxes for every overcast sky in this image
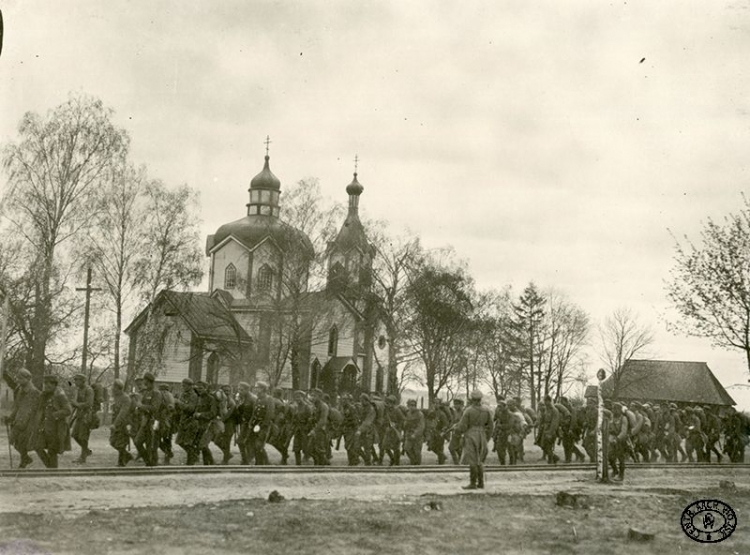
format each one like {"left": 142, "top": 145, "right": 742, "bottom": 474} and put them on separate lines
{"left": 2, "top": 0, "right": 750, "bottom": 402}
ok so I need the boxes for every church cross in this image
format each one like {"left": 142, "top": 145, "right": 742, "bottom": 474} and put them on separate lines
{"left": 265, "top": 135, "right": 272, "bottom": 156}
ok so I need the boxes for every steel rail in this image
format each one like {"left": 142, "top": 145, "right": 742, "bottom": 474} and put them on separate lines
{"left": 1, "top": 462, "right": 747, "bottom": 479}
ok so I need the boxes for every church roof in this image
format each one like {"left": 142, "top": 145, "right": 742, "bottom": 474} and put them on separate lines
{"left": 330, "top": 213, "right": 371, "bottom": 254}
{"left": 602, "top": 359, "right": 735, "bottom": 406}
{"left": 125, "top": 291, "right": 252, "bottom": 344}
{"left": 207, "top": 214, "right": 314, "bottom": 258}
{"left": 322, "top": 356, "right": 359, "bottom": 375}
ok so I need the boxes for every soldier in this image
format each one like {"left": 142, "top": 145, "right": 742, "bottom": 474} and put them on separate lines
{"left": 371, "top": 394, "right": 387, "bottom": 464}
{"left": 157, "top": 383, "right": 176, "bottom": 464}
{"left": 581, "top": 396, "right": 598, "bottom": 462}
{"left": 403, "top": 399, "right": 425, "bottom": 465}
{"left": 341, "top": 394, "right": 362, "bottom": 466}
{"left": 356, "top": 393, "right": 378, "bottom": 466}
{"left": 110, "top": 379, "right": 133, "bottom": 467}
{"left": 268, "top": 388, "right": 291, "bottom": 465}
{"left": 235, "top": 382, "right": 257, "bottom": 465}
{"left": 3, "top": 368, "right": 40, "bottom": 468}
{"left": 684, "top": 407, "right": 705, "bottom": 462}
{"left": 308, "top": 388, "right": 329, "bottom": 466}
{"left": 448, "top": 398, "right": 465, "bottom": 464}
{"left": 290, "top": 390, "right": 313, "bottom": 465}
{"left": 538, "top": 396, "right": 560, "bottom": 464}
{"left": 659, "top": 402, "right": 676, "bottom": 462}
{"left": 382, "top": 395, "right": 404, "bottom": 466}
{"left": 34, "top": 375, "right": 72, "bottom": 468}
{"left": 456, "top": 390, "right": 493, "bottom": 490}
{"left": 249, "top": 382, "right": 275, "bottom": 465}
{"left": 506, "top": 398, "right": 526, "bottom": 465}
{"left": 493, "top": 397, "right": 511, "bottom": 465}
{"left": 704, "top": 405, "right": 723, "bottom": 463}
{"left": 174, "top": 379, "right": 199, "bottom": 464}
{"left": 608, "top": 402, "right": 630, "bottom": 481}
{"left": 70, "top": 374, "right": 95, "bottom": 464}
{"left": 560, "top": 397, "right": 585, "bottom": 463}
{"left": 427, "top": 399, "right": 450, "bottom": 465}
{"left": 215, "top": 384, "right": 237, "bottom": 465}
{"left": 133, "top": 372, "right": 163, "bottom": 467}
{"left": 192, "top": 381, "right": 219, "bottom": 465}
{"left": 326, "top": 395, "right": 344, "bottom": 464}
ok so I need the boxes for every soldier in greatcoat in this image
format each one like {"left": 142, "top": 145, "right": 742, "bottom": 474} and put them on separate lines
{"left": 456, "top": 390, "right": 493, "bottom": 489}
{"left": 215, "top": 384, "right": 237, "bottom": 465}
{"left": 308, "top": 388, "right": 329, "bottom": 466}
{"left": 249, "top": 381, "right": 275, "bottom": 465}
{"left": 174, "top": 378, "right": 199, "bottom": 464}
{"left": 356, "top": 393, "right": 377, "bottom": 466}
{"left": 340, "top": 394, "right": 362, "bottom": 465}
{"left": 34, "top": 375, "right": 72, "bottom": 468}
{"left": 109, "top": 379, "right": 133, "bottom": 466}
{"left": 235, "top": 382, "right": 257, "bottom": 464}
{"left": 403, "top": 399, "right": 425, "bottom": 465}
{"left": 133, "top": 372, "right": 163, "bottom": 466}
{"left": 448, "top": 398, "right": 465, "bottom": 464}
{"left": 70, "top": 374, "right": 94, "bottom": 463}
{"left": 192, "top": 380, "right": 219, "bottom": 465}
{"left": 382, "top": 395, "right": 405, "bottom": 466}
{"left": 290, "top": 390, "right": 313, "bottom": 465}
{"left": 3, "top": 368, "right": 41, "bottom": 468}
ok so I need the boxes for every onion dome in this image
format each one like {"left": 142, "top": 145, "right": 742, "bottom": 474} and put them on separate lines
{"left": 250, "top": 155, "right": 281, "bottom": 191}
{"left": 345, "top": 172, "right": 364, "bottom": 197}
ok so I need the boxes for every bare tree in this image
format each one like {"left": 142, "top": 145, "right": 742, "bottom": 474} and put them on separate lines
{"left": 1, "top": 94, "right": 129, "bottom": 384}
{"left": 667, "top": 196, "right": 750, "bottom": 374}
{"left": 598, "top": 307, "right": 655, "bottom": 398}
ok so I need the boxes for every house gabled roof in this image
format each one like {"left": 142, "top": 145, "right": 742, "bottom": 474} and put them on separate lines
{"left": 603, "top": 359, "right": 735, "bottom": 406}
{"left": 322, "top": 356, "right": 358, "bottom": 375}
{"left": 125, "top": 290, "right": 252, "bottom": 344}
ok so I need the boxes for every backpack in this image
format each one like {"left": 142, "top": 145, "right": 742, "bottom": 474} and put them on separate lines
{"left": 92, "top": 382, "right": 104, "bottom": 412}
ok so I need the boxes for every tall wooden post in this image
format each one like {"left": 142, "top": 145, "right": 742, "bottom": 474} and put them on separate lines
{"left": 0, "top": 295, "right": 9, "bottom": 380}
{"left": 596, "top": 368, "right": 609, "bottom": 483}
{"left": 76, "top": 268, "right": 101, "bottom": 377}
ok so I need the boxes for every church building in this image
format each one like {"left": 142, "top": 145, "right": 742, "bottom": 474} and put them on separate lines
{"left": 125, "top": 147, "right": 390, "bottom": 398}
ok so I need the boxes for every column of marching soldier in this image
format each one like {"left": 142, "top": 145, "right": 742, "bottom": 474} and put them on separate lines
{"left": 3, "top": 367, "right": 749, "bottom": 473}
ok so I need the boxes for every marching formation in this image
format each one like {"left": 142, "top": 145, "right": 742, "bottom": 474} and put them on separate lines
{"left": 3, "top": 369, "right": 749, "bottom": 481}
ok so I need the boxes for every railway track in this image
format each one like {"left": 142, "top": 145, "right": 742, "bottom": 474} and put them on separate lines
{"left": 1, "top": 462, "right": 747, "bottom": 479}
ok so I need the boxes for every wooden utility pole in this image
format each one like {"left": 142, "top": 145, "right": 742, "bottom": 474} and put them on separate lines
{"left": 0, "top": 294, "right": 9, "bottom": 380}
{"left": 76, "top": 268, "right": 101, "bottom": 377}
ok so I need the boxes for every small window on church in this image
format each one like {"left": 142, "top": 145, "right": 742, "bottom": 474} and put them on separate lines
{"left": 328, "top": 326, "right": 338, "bottom": 357}
{"left": 258, "top": 264, "right": 274, "bottom": 292}
{"left": 224, "top": 264, "right": 237, "bottom": 289}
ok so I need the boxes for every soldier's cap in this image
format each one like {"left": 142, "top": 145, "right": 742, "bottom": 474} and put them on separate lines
{"left": 158, "top": 383, "right": 170, "bottom": 390}
{"left": 360, "top": 393, "right": 370, "bottom": 400}
{"left": 43, "top": 374, "right": 59, "bottom": 385}
{"left": 195, "top": 380, "right": 208, "bottom": 387}
{"left": 470, "top": 390, "right": 483, "bottom": 401}
{"left": 453, "top": 398, "right": 464, "bottom": 405}
{"left": 612, "top": 402, "right": 623, "bottom": 410}
{"left": 134, "top": 377, "right": 144, "bottom": 383}
{"left": 221, "top": 384, "right": 232, "bottom": 390}
{"left": 182, "top": 378, "right": 194, "bottom": 386}
{"left": 642, "top": 403, "right": 651, "bottom": 409}
{"left": 385, "top": 395, "right": 397, "bottom": 404}
{"left": 255, "top": 381, "right": 269, "bottom": 390}
{"left": 496, "top": 397, "right": 506, "bottom": 405}
{"left": 17, "top": 368, "right": 32, "bottom": 380}
{"left": 406, "top": 399, "right": 417, "bottom": 406}
{"left": 294, "top": 390, "right": 306, "bottom": 397}
{"left": 73, "top": 373, "right": 86, "bottom": 381}
{"left": 669, "top": 403, "right": 678, "bottom": 410}
{"left": 311, "top": 388, "right": 323, "bottom": 396}
{"left": 238, "top": 381, "right": 251, "bottom": 389}
{"left": 143, "top": 372, "right": 155, "bottom": 383}
{"left": 113, "top": 379, "right": 125, "bottom": 389}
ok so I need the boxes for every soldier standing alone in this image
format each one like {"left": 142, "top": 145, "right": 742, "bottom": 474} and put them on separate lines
{"left": 456, "top": 390, "right": 493, "bottom": 490}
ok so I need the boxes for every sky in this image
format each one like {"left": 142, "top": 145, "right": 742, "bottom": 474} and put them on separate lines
{"left": 2, "top": 0, "right": 750, "bottom": 404}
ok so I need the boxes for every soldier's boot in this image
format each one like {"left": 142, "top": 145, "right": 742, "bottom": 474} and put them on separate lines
{"left": 122, "top": 450, "right": 134, "bottom": 466}
{"left": 462, "top": 466, "right": 478, "bottom": 490}
{"left": 294, "top": 452, "right": 302, "bottom": 465}
{"left": 47, "top": 452, "right": 58, "bottom": 468}
{"left": 450, "top": 450, "right": 460, "bottom": 464}
{"left": 477, "top": 465, "right": 485, "bottom": 489}
{"left": 74, "top": 449, "right": 88, "bottom": 464}
{"left": 117, "top": 452, "right": 124, "bottom": 467}
{"left": 437, "top": 452, "right": 446, "bottom": 465}
{"left": 35, "top": 450, "right": 50, "bottom": 468}
{"left": 393, "top": 451, "right": 401, "bottom": 466}
{"left": 19, "top": 453, "right": 33, "bottom": 469}
{"left": 202, "top": 448, "right": 215, "bottom": 465}
{"left": 497, "top": 452, "right": 505, "bottom": 465}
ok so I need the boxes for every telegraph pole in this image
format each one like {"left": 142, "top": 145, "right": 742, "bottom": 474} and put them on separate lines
{"left": 596, "top": 368, "right": 609, "bottom": 483}
{"left": 76, "top": 268, "right": 101, "bottom": 377}
{"left": 0, "top": 294, "right": 9, "bottom": 380}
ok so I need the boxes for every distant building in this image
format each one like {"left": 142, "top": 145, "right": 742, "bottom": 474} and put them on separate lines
{"left": 600, "top": 359, "right": 736, "bottom": 407}
{"left": 125, "top": 150, "right": 389, "bottom": 398}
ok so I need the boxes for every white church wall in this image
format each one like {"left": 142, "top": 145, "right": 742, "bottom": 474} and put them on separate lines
{"left": 133, "top": 313, "right": 194, "bottom": 383}
{"left": 212, "top": 239, "right": 250, "bottom": 299}
{"left": 249, "top": 241, "right": 282, "bottom": 303}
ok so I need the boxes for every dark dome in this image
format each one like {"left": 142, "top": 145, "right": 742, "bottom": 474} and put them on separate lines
{"left": 346, "top": 173, "right": 364, "bottom": 196}
{"left": 210, "top": 215, "right": 314, "bottom": 258}
{"left": 250, "top": 155, "right": 281, "bottom": 191}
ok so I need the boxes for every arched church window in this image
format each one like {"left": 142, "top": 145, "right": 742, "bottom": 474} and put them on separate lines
{"left": 328, "top": 326, "right": 338, "bottom": 357}
{"left": 224, "top": 264, "right": 237, "bottom": 289}
{"left": 310, "top": 359, "right": 321, "bottom": 389}
{"left": 258, "top": 264, "right": 274, "bottom": 292}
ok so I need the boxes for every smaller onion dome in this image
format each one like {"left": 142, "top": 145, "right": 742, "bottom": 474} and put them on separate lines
{"left": 249, "top": 155, "right": 281, "bottom": 191}
{"left": 346, "top": 172, "right": 364, "bottom": 196}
